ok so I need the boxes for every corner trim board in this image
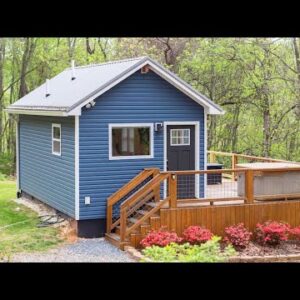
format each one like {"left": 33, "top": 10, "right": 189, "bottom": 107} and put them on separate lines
{"left": 75, "top": 116, "right": 80, "bottom": 220}
{"left": 16, "top": 118, "right": 20, "bottom": 191}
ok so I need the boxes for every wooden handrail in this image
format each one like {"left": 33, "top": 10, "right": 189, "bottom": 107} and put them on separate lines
{"left": 120, "top": 173, "right": 170, "bottom": 209}
{"left": 107, "top": 168, "right": 158, "bottom": 206}
{"left": 161, "top": 167, "right": 300, "bottom": 175}
{"left": 106, "top": 168, "right": 158, "bottom": 234}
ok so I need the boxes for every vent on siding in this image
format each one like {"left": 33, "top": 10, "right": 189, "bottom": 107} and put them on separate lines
{"left": 141, "top": 65, "right": 150, "bottom": 74}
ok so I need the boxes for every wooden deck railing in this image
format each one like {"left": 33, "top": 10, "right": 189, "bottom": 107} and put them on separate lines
{"left": 161, "top": 166, "right": 300, "bottom": 207}
{"left": 208, "top": 150, "right": 300, "bottom": 181}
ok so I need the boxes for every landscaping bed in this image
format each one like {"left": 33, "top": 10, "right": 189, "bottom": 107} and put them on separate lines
{"left": 131, "top": 222, "right": 300, "bottom": 263}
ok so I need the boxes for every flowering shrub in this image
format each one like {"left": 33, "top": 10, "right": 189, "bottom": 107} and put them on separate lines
{"left": 255, "top": 221, "right": 290, "bottom": 246}
{"left": 142, "top": 237, "right": 236, "bottom": 262}
{"left": 140, "top": 228, "right": 182, "bottom": 248}
{"left": 289, "top": 226, "right": 300, "bottom": 240}
{"left": 223, "top": 223, "right": 252, "bottom": 250}
{"left": 182, "top": 226, "right": 213, "bottom": 245}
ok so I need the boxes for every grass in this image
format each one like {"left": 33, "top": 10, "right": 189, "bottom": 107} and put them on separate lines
{"left": 0, "top": 180, "right": 63, "bottom": 260}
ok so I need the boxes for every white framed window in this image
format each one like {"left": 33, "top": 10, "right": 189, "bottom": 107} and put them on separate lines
{"left": 52, "top": 124, "right": 61, "bottom": 156}
{"left": 109, "top": 123, "right": 154, "bottom": 160}
{"left": 170, "top": 128, "right": 190, "bottom": 146}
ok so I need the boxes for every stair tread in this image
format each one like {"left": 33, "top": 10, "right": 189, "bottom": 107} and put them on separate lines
{"left": 146, "top": 202, "right": 158, "bottom": 208}
{"left": 137, "top": 209, "right": 150, "bottom": 215}
{"left": 128, "top": 217, "right": 139, "bottom": 224}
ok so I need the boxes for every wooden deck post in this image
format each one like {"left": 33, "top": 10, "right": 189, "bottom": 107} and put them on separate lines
{"left": 245, "top": 170, "right": 254, "bottom": 204}
{"left": 120, "top": 208, "right": 127, "bottom": 243}
{"left": 169, "top": 174, "right": 177, "bottom": 208}
{"left": 153, "top": 168, "right": 161, "bottom": 202}
{"left": 106, "top": 205, "right": 112, "bottom": 234}
{"left": 231, "top": 154, "right": 238, "bottom": 181}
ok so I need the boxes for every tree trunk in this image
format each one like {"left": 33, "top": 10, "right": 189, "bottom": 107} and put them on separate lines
{"left": 0, "top": 38, "right": 5, "bottom": 154}
{"left": 19, "top": 38, "right": 36, "bottom": 98}
{"left": 262, "top": 99, "right": 271, "bottom": 156}
{"left": 292, "top": 38, "right": 300, "bottom": 117}
{"left": 231, "top": 104, "right": 240, "bottom": 152}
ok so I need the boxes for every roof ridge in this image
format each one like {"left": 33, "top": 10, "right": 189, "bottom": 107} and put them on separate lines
{"left": 65, "top": 56, "right": 148, "bottom": 70}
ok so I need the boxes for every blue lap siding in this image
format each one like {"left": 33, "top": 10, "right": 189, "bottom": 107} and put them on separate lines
{"left": 79, "top": 70, "right": 205, "bottom": 220}
{"left": 19, "top": 115, "right": 75, "bottom": 217}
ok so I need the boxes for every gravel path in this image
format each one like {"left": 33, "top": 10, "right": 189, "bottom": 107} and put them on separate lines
{"left": 12, "top": 238, "right": 135, "bottom": 262}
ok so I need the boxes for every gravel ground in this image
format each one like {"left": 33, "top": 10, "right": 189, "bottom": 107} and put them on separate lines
{"left": 12, "top": 238, "right": 135, "bottom": 262}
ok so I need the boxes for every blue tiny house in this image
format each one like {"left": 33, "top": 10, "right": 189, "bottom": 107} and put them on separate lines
{"left": 7, "top": 57, "right": 223, "bottom": 237}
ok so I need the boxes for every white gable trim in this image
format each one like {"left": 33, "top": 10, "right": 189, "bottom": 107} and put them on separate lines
{"left": 68, "top": 59, "right": 224, "bottom": 116}
{"left": 5, "top": 108, "right": 68, "bottom": 117}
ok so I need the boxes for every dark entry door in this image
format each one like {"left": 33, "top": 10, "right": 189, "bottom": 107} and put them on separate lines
{"left": 167, "top": 125, "right": 195, "bottom": 199}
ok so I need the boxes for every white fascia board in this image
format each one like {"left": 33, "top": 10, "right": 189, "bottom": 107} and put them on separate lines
{"left": 5, "top": 108, "right": 69, "bottom": 117}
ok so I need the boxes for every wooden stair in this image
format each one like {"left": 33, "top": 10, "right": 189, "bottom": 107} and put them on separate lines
{"left": 105, "top": 203, "right": 163, "bottom": 249}
{"left": 105, "top": 168, "right": 170, "bottom": 250}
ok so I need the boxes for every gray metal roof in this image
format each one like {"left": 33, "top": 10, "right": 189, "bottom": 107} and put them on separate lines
{"left": 7, "top": 56, "right": 224, "bottom": 115}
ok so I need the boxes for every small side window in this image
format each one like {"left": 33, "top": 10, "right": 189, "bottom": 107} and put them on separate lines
{"left": 52, "top": 124, "right": 61, "bottom": 156}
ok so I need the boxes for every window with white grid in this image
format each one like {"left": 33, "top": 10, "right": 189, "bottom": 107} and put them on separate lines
{"left": 170, "top": 129, "right": 190, "bottom": 146}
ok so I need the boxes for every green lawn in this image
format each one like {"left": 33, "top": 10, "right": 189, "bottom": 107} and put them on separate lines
{"left": 0, "top": 180, "right": 63, "bottom": 260}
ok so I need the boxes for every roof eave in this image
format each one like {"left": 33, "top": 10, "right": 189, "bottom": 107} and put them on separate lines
{"left": 5, "top": 107, "right": 69, "bottom": 117}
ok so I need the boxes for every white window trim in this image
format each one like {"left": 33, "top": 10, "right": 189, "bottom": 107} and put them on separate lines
{"left": 52, "top": 123, "right": 61, "bottom": 156}
{"left": 108, "top": 123, "right": 154, "bottom": 160}
{"left": 170, "top": 128, "right": 190, "bottom": 146}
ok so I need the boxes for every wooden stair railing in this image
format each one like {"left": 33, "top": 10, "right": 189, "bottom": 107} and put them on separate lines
{"left": 106, "top": 168, "right": 160, "bottom": 234}
{"left": 119, "top": 173, "right": 170, "bottom": 244}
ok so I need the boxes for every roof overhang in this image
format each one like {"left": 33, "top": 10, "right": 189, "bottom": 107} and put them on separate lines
{"left": 5, "top": 108, "right": 68, "bottom": 117}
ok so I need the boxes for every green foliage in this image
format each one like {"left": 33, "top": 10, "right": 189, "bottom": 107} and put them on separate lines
{"left": 0, "top": 172, "right": 7, "bottom": 181}
{"left": 141, "top": 236, "right": 236, "bottom": 262}
{"left": 0, "top": 153, "right": 14, "bottom": 176}
{"left": 1, "top": 37, "right": 300, "bottom": 168}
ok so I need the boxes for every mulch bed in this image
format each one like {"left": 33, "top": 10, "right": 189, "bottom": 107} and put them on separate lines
{"left": 237, "top": 240, "right": 300, "bottom": 257}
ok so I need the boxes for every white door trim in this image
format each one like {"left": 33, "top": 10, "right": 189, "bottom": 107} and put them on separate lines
{"left": 163, "top": 121, "right": 200, "bottom": 199}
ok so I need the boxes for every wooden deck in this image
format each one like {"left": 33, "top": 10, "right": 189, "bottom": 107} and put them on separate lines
{"left": 105, "top": 152, "right": 300, "bottom": 249}
{"left": 160, "top": 199, "right": 300, "bottom": 237}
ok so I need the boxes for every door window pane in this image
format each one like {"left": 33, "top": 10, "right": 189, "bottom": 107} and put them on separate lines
{"left": 170, "top": 129, "right": 190, "bottom": 146}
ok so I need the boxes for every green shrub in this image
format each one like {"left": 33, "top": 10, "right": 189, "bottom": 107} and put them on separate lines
{"left": 0, "top": 153, "right": 14, "bottom": 176}
{"left": 0, "top": 172, "right": 7, "bottom": 181}
{"left": 141, "top": 236, "right": 236, "bottom": 262}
